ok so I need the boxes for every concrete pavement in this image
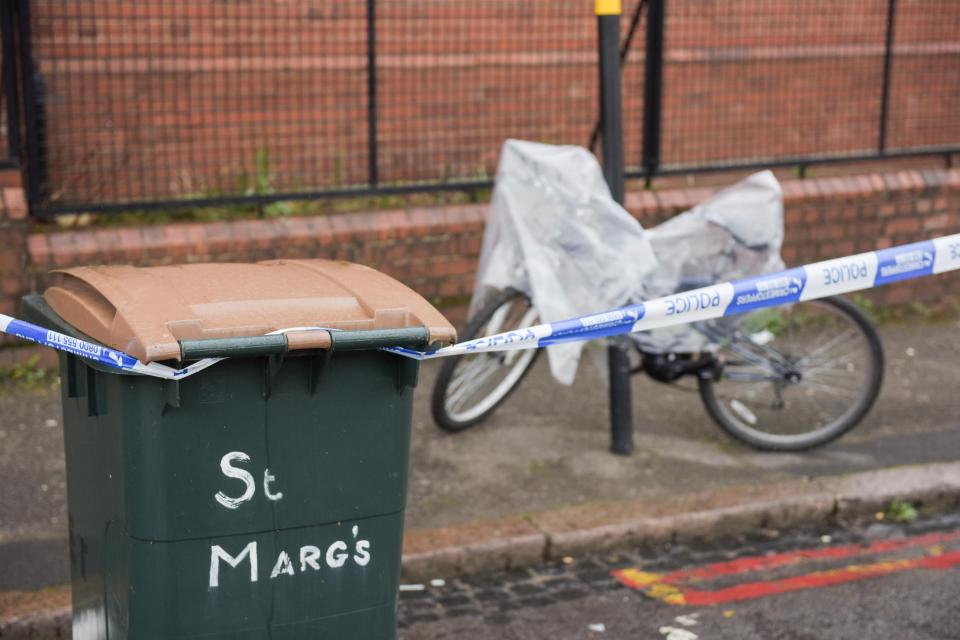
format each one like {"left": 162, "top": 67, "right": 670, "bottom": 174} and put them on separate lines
{"left": 405, "top": 320, "right": 960, "bottom": 530}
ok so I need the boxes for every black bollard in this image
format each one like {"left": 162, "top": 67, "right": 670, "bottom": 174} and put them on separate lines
{"left": 608, "top": 335, "right": 634, "bottom": 455}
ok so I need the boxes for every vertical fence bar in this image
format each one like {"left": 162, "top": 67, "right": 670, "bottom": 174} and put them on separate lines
{"left": 366, "top": 0, "right": 379, "bottom": 188}
{"left": 0, "top": 0, "right": 21, "bottom": 164}
{"left": 878, "top": 0, "right": 897, "bottom": 153}
{"left": 642, "top": 0, "right": 664, "bottom": 184}
{"left": 15, "top": 0, "right": 42, "bottom": 211}
{"left": 597, "top": 0, "right": 625, "bottom": 204}
{"left": 597, "top": 0, "right": 634, "bottom": 456}
{"left": 588, "top": 0, "right": 646, "bottom": 152}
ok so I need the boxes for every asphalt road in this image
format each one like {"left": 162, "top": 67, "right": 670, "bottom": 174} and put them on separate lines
{"left": 398, "top": 515, "right": 960, "bottom": 640}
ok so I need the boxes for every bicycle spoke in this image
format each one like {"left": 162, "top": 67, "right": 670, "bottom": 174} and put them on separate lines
{"left": 794, "top": 329, "right": 859, "bottom": 366}
{"left": 740, "top": 336, "right": 794, "bottom": 369}
{"left": 446, "top": 357, "right": 503, "bottom": 410}
{"left": 803, "top": 370, "right": 865, "bottom": 386}
{"left": 448, "top": 356, "right": 493, "bottom": 396}
{"left": 723, "top": 369, "right": 782, "bottom": 383}
{"left": 802, "top": 346, "right": 868, "bottom": 374}
{"left": 796, "top": 379, "right": 861, "bottom": 399}
{"left": 720, "top": 340, "right": 784, "bottom": 371}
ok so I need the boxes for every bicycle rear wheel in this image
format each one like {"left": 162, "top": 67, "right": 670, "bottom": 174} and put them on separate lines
{"left": 431, "top": 289, "right": 541, "bottom": 432}
{"left": 698, "top": 296, "right": 884, "bottom": 451}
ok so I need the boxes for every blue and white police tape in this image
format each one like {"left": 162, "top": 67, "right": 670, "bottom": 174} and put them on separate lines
{"left": 2, "top": 233, "right": 959, "bottom": 376}
{"left": 0, "top": 313, "right": 224, "bottom": 380}
{"left": 385, "top": 233, "right": 960, "bottom": 361}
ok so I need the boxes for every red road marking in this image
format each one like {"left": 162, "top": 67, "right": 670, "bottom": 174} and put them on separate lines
{"left": 613, "top": 529, "right": 960, "bottom": 606}
{"left": 677, "top": 550, "right": 960, "bottom": 605}
{"left": 659, "top": 530, "right": 960, "bottom": 584}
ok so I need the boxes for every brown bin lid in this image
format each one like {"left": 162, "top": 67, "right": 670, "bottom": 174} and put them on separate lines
{"left": 44, "top": 260, "right": 456, "bottom": 363}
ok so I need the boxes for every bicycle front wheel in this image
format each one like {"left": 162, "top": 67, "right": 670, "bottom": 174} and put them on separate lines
{"left": 698, "top": 296, "right": 884, "bottom": 451}
{"left": 431, "top": 289, "right": 541, "bottom": 432}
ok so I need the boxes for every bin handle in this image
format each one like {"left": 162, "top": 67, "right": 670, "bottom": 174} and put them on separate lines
{"left": 179, "top": 334, "right": 291, "bottom": 360}
{"left": 178, "top": 326, "right": 430, "bottom": 360}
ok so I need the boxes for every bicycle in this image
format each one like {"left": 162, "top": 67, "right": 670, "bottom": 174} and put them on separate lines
{"left": 431, "top": 286, "right": 883, "bottom": 451}
{"left": 431, "top": 146, "right": 884, "bottom": 452}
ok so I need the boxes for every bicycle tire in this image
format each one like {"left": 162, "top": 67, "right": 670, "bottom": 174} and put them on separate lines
{"left": 431, "top": 288, "right": 541, "bottom": 432}
{"left": 698, "top": 296, "right": 884, "bottom": 451}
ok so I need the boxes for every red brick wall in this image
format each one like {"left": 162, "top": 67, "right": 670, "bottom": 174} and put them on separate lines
{"left": 28, "top": 1, "right": 960, "bottom": 209}
{"left": 17, "top": 169, "right": 960, "bottom": 334}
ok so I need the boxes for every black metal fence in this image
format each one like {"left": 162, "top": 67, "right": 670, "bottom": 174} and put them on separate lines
{"left": 0, "top": 0, "right": 24, "bottom": 171}
{"left": 2, "top": 0, "right": 958, "bottom": 217}
{"left": 642, "top": 0, "right": 960, "bottom": 180}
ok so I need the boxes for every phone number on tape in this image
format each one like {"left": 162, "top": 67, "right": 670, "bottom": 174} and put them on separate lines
{"left": 45, "top": 331, "right": 102, "bottom": 357}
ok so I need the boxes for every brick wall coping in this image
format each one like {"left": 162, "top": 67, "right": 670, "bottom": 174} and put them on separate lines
{"left": 624, "top": 168, "right": 960, "bottom": 217}
{"left": 27, "top": 168, "right": 960, "bottom": 271}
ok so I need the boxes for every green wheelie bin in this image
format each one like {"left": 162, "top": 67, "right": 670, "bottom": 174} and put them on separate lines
{"left": 21, "top": 259, "right": 455, "bottom": 639}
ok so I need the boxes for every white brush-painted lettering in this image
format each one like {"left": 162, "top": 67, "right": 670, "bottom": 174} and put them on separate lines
{"left": 215, "top": 452, "right": 285, "bottom": 509}
{"left": 326, "top": 541, "right": 348, "bottom": 568}
{"left": 209, "top": 542, "right": 258, "bottom": 588}
{"left": 215, "top": 452, "right": 256, "bottom": 509}
{"left": 351, "top": 525, "right": 371, "bottom": 566}
{"left": 300, "top": 545, "right": 322, "bottom": 572}
{"left": 354, "top": 540, "right": 371, "bottom": 566}
{"left": 270, "top": 551, "right": 295, "bottom": 579}
{"left": 207, "top": 531, "right": 373, "bottom": 587}
{"left": 263, "top": 468, "right": 284, "bottom": 501}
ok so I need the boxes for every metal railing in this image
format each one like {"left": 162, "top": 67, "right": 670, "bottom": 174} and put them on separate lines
{"left": 5, "top": 0, "right": 960, "bottom": 217}
{"left": 0, "top": 0, "right": 23, "bottom": 170}
{"left": 630, "top": 0, "right": 960, "bottom": 182}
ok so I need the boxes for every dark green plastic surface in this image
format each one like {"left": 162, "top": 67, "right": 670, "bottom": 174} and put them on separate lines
{"left": 178, "top": 326, "right": 431, "bottom": 360}
{"left": 23, "top": 296, "right": 421, "bottom": 639}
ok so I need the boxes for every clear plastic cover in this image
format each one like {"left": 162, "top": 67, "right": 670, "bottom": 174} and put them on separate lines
{"left": 471, "top": 139, "right": 784, "bottom": 384}
{"left": 636, "top": 169, "right": 785, "bottom": 354}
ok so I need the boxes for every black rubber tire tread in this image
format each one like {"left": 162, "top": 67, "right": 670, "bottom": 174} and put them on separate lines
{"left": 431, "top": 288, "right": 541, "bottom": 433}
{"left": 698, "top": 296, "right": 884, "bottom": 452}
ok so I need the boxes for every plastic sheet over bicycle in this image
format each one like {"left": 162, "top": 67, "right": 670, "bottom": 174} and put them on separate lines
{"left": 462, "top": 139, "right": 787, "bottom": 384}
